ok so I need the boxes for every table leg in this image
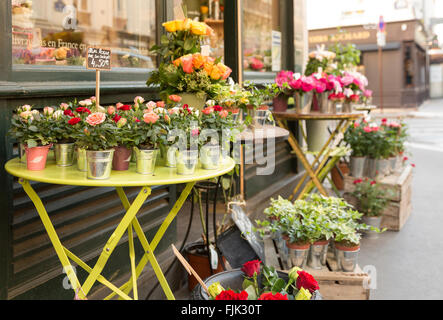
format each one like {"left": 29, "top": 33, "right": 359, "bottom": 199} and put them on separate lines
{"left": 19, "top": 179, "right": 85, "bottom": 300}
{"left": 107, "top": 182, "right": 196, "bottom": 300}
{"left": 80, "top": 186, "right": 152, "bottom": 297}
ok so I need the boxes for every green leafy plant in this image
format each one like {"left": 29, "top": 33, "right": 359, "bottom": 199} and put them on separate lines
{"left": 328, "top": 42, "right": 361, "bottom": 74}
{"left": 352, "top": 179, "right": 390, "bottom": 217}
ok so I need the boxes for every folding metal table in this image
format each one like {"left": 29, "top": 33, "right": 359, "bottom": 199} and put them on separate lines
{"left": 5, "top": 157, "right": 235, "bottom": 300}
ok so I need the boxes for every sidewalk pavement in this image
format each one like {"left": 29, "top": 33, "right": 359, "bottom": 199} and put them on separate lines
{"left": 369, "top": 99, "right": 443, "bottom": 119}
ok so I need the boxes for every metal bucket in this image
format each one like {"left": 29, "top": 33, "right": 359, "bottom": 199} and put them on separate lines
{"left": 86, "top": 150, "right": 115, "bottom": 180}
{"left": 317, "top": 93, "right": 336, "bottom": 114}
{"left": 350, "top": 157, "right": 366, "bottom": 178}
{"left": 176, "top": 150, "right": 199, "bottom": 175}
{"left": 77, "top": 148, "right": 87, "bottom": 172}
{"left": 272, "top": 232, "right": 289, "bottom": 270}
{"left": 286, "top": 243, "right": 310, "bottom": 268}
{"left": 134, "top": 148, "right": 158, "bottom": 175}
{"left": 294, "top": 92, "right": 313, "bottom": 113}
{"left": 389, "top": 156, "right": 398, "bottom": 174}
{"left": 363, "top": 216, "right": 382, "bottom": 239}
{"left": 19, "top": 143, "right": 27, "bottom": 164}
{"left": 200, "top": 145, "right": 221, "bottom": 170}
{"left": 335, "top": 245, "right": 360, "bottom": 272}
{"left": 55, "top": 143, "right": 76, "bottom": 167}
{"left": 307, "top": 242, "right": 329, "bottom": 270}
{"left": 342, "top": 102, "right": 352, "bottom": 113}
{"left": 367, "top": 158, "right": 389, "bottom": 179}
{"left": 165, "top": 146, "right": 178, "bottom": 168}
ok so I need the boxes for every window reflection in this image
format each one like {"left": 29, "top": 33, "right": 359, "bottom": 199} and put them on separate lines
{"left": 11, "top": 0, "right": 157, "bottom": 69}
{"left": 242, "top": 0, "right": 281, "bottom": 73}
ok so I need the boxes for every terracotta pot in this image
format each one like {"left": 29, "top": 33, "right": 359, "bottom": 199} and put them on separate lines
{"left": 185, "top": 242, "right": 225, "bottom": 292}
{"left": 331, "top": 162, "right": 350, "bottom": 191}
{"left": 25, "top": 144, "right": 52, "bottom": 171}
{"left": 112, "top": 146, "right": 132, "bottom": 171}
{"left": 286, "top": 241, "right": 311, "bottom": 250}
{"left": 334, "top": 242, "right": 360, "bottom": 252}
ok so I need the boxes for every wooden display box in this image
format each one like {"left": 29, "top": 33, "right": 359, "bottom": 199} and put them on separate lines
{"left": 264, "top": 239, "right": 371, "bottom": 300}
{"left": 343, "top": 165, "right": 413, "bottom": 231}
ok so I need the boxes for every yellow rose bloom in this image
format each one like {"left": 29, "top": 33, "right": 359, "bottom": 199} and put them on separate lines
{"left": 182, "top": 18, "right": 192, "bottom": 31}
{"left": 210, "top": 66, "right": 222, "bottom": 80}
{"left": 163, "top": 21, "right": 177, "bottom": 33}
{"left": 191, "top": 21, "right": 207, "bottom": 36}
{"left": 192, "top": 53, "right": 205, "bottom": 69}
{"left": 175, "top": 20, "right": 184, "bottom": 31}
{"left": 295, "top": 288, "right": 312, "bottom": 301}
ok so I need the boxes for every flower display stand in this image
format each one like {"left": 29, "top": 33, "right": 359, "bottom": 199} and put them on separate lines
{"left": 343, "top": 165, "right": 413, "bottom": 231}
{"left": 263, "top": 238, "right": 371, "bottom": 300}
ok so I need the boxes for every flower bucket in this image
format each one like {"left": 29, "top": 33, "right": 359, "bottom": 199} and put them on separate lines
{"left": 273, "top": 94, "right": 289, "bottom": 112}
{"left": 200, "top": 145, "right": 221, "bottom": 170}
{"left": 294, "top": 92, "right": 313, "bottom": 114}
{"left": 335, "top": 243, "right": 360, "bottom": 272}
{"left": 316, "top": 93, "right": 336, "bottom": 114}
{"left": 77, "top": 148, "right": 87, "bottom": 172}
{"left": 179, "top": 93, "right": 207, "bottom": 111}
{"left": 134, "top": 148, "right": 158, "bottom": 175}
{"left": 112, "top": 146, "right": 132, "bottom": 171}
{"left": 306, "top": 120, "right": 329, "bottom": 152}
{"left": 307, "top": 241, "right": 329, "bottom": 270}
{"left": 350, "top": 156, "right": 366, "bottom": 178}
{"left": 191, "top": 269, "right": 322, "bottom": 300}
{"left": 55, "top": 143, "right": 76, "bottom": 167}
{"left": 86, "top": 150, "right": 115, "bottom": 180}
{"left": 165, "top": 146, "right": 178, "bottom": 168}
{"left": 25, "top": 144, "right": 52, "bottom": 171}
{"left": 19, "top": 143, "right": 27, "bottom": 164}
{"left": 342, "top": 102, "right": 352, "bottom": 113}
{"left": 176, "top": 149, "right": 198, "bottom": 175}
{"left": 367, "top": 158, "right": 389, "bottom": 179}
{"left": 362, "top": 216, "right": 382, "bottom": 240}
{"left": 286, "top": 242, "right": 310, "bottom": 269}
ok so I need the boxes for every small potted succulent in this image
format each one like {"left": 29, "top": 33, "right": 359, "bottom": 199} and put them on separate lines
{"left": 9, "top": 105, "right": 55, "bottom": 171}
{"left": 352, "top": 179, "right": 389, "bottom": 239}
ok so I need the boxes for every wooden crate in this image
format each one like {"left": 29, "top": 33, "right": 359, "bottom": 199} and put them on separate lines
{"left": 343, "top": 165, "right": 413, "bottom": 231}
{"left": 263, "top": 239, "right": 371, "bottom": 300}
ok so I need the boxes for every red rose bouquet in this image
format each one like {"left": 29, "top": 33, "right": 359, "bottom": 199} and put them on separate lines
{"left": 209, "top": 261, "right": 320, "bottom": 301}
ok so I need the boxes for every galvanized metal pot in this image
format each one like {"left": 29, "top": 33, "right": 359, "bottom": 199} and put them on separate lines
{"left": 350, "top": 156, "right": 366, "bottom": 178}
{"left": 307, "top": 241, "right": 329, "bottom": 270}
{"left": 294, "top": 92, "right": 313, "bottom": 114}
{"left": 77, "top": 148, "right": 87, "bottom": 172}
{"left": 316, "top": 93, "right": 336, "bottom": 114}
{"left": 19, "top": 143, "right": 27, "bottom": 164}
{"left": 342, "top": 102, "right": 352, "bottom": 113}
{"left": 367, "top": 158, "right": 389, "bottom": 179}
{"left": 362, "top": 216, "right": 382, "bottom": 239}
{"left": 55, "top": 143, "right": 76, "bottom": 167}
{"left": 86, "top": 149, "right": 115, "bottom": 180}
{"left": 286, "top": 242, "right": 310, "bottom": 269}
{"left": 176, "top": 149, "right": 199, "bottom": 175}
{"left": 335, "top": 243, "right": 360, "bottom": 272}
{"left": 165, "top": 146, "right": 178, "bottom": 168}
{"left": 200, "top": 145, "right": 221, "bottom": 170}
{"left": 134, "top": 148, "right": 158, "bottom": 175}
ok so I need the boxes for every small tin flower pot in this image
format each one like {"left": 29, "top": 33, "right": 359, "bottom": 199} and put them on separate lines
{"left": 86, "top": 150, "right": 115, "bottom": 180}
{"left": 286, "top": 241, "right": 310, "bottom": 269}
{"left": 134, "top": 148, "right": 158, "bottom": 175}
{"left": 176, "top": 150, "right": 198, "bottom": 175}
{"left": 200, "top": 145, "right": 221, "bottom": 170}
{"left": 350, "top": 156, "right": 366, "bottom": 178}
{"left": 165, "top": 146, "right": 178, "bottom": 168}
{"left": 55, "top": 143, "right": 76, "bottom": 167}
{"left": 335, "top": 242, "right": 360, "bottom": 272}
{"left": 77, "top": 148, "right": 87, "bottom": 172}
{"left": 307, "top": 240, "right": 329, "bottom": 270}
{"left": 362, "top": 216, "right": 382, "bottom": 239}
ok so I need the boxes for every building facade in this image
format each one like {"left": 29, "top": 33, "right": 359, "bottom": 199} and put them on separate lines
{"left": 0, "top": 0, "right": 307, "bottom": 300}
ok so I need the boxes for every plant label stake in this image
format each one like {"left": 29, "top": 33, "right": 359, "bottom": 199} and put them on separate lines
{"left": 86, "top": 47, "right": 111, "bottom": 107}
{"left": 171, "top": 244, "right": 210, "bottom": 295}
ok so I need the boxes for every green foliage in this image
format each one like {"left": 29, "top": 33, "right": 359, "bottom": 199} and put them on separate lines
{"left": 328, "top": 42, "right": 361, "bottom": 74}
{"left": 352, "top": 180, "right": 390, "bottom": 217}
{"left": 150, "top": 31, "right": 203, "bottom": 63}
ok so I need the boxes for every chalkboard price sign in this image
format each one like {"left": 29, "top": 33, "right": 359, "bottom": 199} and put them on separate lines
{"left": 86, "top": 47, "right": 111, "bottom": 71}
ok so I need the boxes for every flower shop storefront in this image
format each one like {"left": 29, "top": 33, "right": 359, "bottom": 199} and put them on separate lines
{"left": 0, "top": 0, "right": 306, "bottom": 300}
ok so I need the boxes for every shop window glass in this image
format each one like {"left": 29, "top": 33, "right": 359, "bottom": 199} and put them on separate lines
{"left": 173, "top": 0, "right": 225, "bottom": 61}
{"left": 242, "top": 0, "right": 281, "bottom": 73}
{"left": 11, "top": 0, "right": 157, "bottom": 69}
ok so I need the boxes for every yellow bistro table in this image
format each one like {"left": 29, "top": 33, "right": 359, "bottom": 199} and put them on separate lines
{"left": 273, "top": 111, "right": 364, "bottom": 200}
{"left": 5, "top": 157, "right": 235, "bottom": 300}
